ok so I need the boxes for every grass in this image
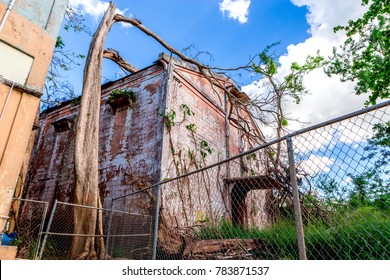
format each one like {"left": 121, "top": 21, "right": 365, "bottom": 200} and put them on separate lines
{"left": 195, "top": 207, "right": 390, "bottom": 260}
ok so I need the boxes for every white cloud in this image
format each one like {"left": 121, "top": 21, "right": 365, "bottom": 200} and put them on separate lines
{"left": 291, "top": 0, "right": 366, "bottom": 37}
{"left": 219, "top": 0, "right": 251, "bottom": 24}
{"left": 69, "top": 0, "right": 110, "bottom": 19}
{"left": 338, "top": 125, "right": 373, "bottom": 144}
{"left": 244, "top": 0, "right": 369, "bottom": 131}
{"left": 292, "top": 123, "right": 372, "bottom": 156}
{"left": 299, "top": 154, "right": 335, "bottom": 176}
{"left": 69, "top": 0, "right": 131, "bottom": 27}
{"left": 293, "top": 129, "right": 335, "bottom": 154}
{"left": 344, "top": 176, "right": 352, "bottom": 184}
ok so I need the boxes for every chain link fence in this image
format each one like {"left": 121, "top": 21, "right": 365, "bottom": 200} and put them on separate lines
{"left": 112, "top": 100, "right": 390, "bottom": 260}
{"left": 5, "top": 198, "right": 48, "bottom": 259}
{"left": 38, "top": 200, "right": 153, "bottom": 260}
{"left": 106, "top": 195, "right": 153, "bottom": 260}
{"left": 39, "top": 201, "right": 104, "bottom": 260}
{"left": 291, "top": 105, "right": 390, "bottom": 260}
{"left": 15, "top": 101, "right": 389, "bottom": 260}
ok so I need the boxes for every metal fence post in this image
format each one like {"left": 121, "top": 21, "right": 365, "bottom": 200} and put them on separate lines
{"left": 34, "top": 201, "right": 49, "bottom": 260}
{"left": 104, "top": 198, "right": 114, "bottom": 260}
{"left": 38, "top": 199, "right": 58, "bottom": 260}
{"left": 286, "top": 136, "right": 307, "bottom": 260}
{"left": 152, "top": 184, "right": 161, "bottom": 260}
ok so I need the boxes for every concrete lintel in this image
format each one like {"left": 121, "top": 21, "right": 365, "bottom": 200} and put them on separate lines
{"left": 0, "top": 75, "right": 42, "bottom": 98}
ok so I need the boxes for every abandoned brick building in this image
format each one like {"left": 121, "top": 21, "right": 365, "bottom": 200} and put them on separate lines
{"left": 22, "top": 53, "right": 272, "bottom": 229}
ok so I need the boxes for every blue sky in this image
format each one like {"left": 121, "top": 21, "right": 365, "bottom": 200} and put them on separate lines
{"left": 64, "top": 0, "right": 309, "bottom": 89}
{"left": 63, "top": 0, "right": 369, "bottom": 131}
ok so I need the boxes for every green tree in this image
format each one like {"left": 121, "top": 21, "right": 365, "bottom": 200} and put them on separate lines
{"left": 250, "top": 43, "right": 324, "bottom": 162}
{"left": 314, "top": 122, "right": 389, "bottom": 210}
{"left": 349, "top": 122, "right": 390, "bottom": 209}
{"left": 325, "top": 0, "right": 390, "bottom": 105}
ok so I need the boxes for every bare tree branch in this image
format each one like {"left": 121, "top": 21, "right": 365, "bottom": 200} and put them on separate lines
{"left": 103, "top": 48, "right": 138, "bottom": 73}
{"left": 113, "top": 14, "right": 246, "bottom": 117}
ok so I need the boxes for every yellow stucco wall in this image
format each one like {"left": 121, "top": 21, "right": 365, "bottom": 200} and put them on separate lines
{"left": 0, "top": 86, "right": 40, "bottom": 231}
{"left": 0, "top": 1, "right": 66, "bottom": 233}
{"left": 0, "top": 2, "right": 57, "bottom": 90}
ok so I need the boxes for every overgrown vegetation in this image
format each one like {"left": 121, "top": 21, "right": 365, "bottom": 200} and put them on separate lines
{"left": 194, "top": 119, "right": 390, "bottom": 260}
{"left": 195, "top": 207, "right": 390, "bottom": 260}
{"left": 108, "top": 87, "right": 136, "bottom": 104}
{"left": 158, "top": 104, "right": 218, "bottom": 226}
{"left": 249, "top": 42, "right": 325, "bottom": 166}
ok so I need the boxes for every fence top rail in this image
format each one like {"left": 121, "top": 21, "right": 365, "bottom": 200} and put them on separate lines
{"left": 287, "top": 100, "right": 390, "bottom": 137}
{"left": 55, "top": 200, "right": 150, "bottom": 217}
{"left": 112, "top": 99, "right": 390, "bottom": 201}
{"left": 12, "top": 198, "right": 49, "bottom": 205}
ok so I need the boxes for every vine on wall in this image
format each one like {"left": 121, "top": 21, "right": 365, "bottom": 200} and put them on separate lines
{"left": 158, "top": 103, "right": 220, "bottom": 226}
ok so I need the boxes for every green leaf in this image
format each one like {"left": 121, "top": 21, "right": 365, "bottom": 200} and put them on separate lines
{"left": 186, "top": 123, "right": 197, "bottom": 131}
{"left": 325, "top": 0, "right": 390, "bottom": 105}
{"left": 55, "top": 36, "right": 65, "bottom": 49}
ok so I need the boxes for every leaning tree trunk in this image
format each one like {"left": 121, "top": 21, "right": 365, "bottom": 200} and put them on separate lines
{"left": 71, "top": 2, "right": 116, "bottom": 260}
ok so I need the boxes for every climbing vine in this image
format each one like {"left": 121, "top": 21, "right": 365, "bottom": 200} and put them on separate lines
{"left": 159, "top": 103, "right": 222, "bottom": 225}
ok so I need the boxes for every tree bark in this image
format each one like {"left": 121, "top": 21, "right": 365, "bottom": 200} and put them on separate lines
{"left": 103, "top": 48, "right": 138, "bottom": 73}
{"left": 71, "top": 2, "right": 116, "bottom": 260}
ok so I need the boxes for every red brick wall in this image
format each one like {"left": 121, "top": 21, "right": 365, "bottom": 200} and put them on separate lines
{"left": 159, "top": 62, "right": 263, "bottom": 227}
{"left": 23, "top": 56, "right": 266, "bottom": 228}
{"left": 24, "top": 64, "right": 166, "bottom": 210}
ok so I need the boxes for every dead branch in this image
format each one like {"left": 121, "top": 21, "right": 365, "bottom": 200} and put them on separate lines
{"left": 113, "top": 14, "right": 247, "bottom": 117}
{"left": 103, "top": 48, "right": 138, "bottom": 73}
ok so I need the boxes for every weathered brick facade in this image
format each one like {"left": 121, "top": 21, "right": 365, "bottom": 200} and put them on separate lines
{"left": 23, "top": 53, "right": 269, "bottom": 227}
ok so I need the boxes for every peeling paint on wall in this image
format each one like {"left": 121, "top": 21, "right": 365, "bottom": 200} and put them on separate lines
{"left": 23, "top": 54, "right": 267, "bottom": 228}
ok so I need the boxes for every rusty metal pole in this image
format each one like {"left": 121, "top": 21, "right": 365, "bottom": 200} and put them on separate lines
{"left": 152, "top": 184, "right": 161, "bottom": 260}
{"left": 286, "top": 136, "right": 307, "bottom": 260}
{"left": 38, "top": 199, "right": 58, "bottom": 260}
{"left": 34, "top": 201, "right": 49, "bottom": 260}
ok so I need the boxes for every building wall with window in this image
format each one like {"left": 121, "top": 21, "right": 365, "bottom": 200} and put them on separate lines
{"left": 22, "top": 53, "right": 271, "bottom": 231}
